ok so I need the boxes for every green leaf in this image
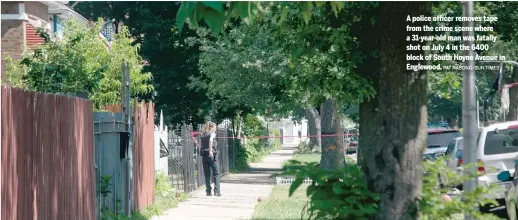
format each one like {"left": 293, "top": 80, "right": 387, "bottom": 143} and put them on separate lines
{"left": 203, "top": 8, "right": 225, "bottom": 35}
{"left": 278, "top": 5, "right": 289, "bottom": 24}
{"left": 306, "top": 184, "right": 316, "bottom": 197}
{"left": 196, "top": 2, "right": 206, "bottom": 22}
{"left": 176, "top": 2, "right": 197, "bottom": 32}
{"left": 330, "top": 1, "right": 344, "bottom": 17}
{"left": 300, "top": 2, "right": 313, "bottom": 24}
{"left": 315, "top": 1, "right": 326, "bottom": 7}
{"left": 332, "top": 182, "right": 344, "bottom": 194}
{"left": 202, "top": 1, "right": 223, "bottom": 13}
{"left": 239, "top": 2, "right": 250, "bottom": 19}
{"left": 289, "top": 177, "right": 303, "bottom": 197}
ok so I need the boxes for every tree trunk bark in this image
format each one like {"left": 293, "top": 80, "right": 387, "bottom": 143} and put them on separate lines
{"left": 506, "top": 63, "right": 518, "bottom": 121}
{"left": 236, "top": 114, "right": 243, "bottom": 138}
{"left": 319, "top": 98, "right": 345, "bottom": 170}
{"left": 305, "top": 107, "right": 322, "bottom": 152}
{"left": 359, "top": 2, "right": 431, "bottom": 219}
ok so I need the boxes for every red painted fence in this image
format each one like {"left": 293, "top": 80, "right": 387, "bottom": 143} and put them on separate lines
{"left": 1, "top": 86, "right": 96, "bottom": 220}
{"left": 132, "top": 100, "right": 155, "bottom": 211}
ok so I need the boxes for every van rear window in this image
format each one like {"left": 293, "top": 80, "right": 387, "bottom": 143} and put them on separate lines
{"left": 484, "top": 128, "right": 518, "bottom": 155}
{"left": 427, "top": 131, "right": 461, "bottom": 149}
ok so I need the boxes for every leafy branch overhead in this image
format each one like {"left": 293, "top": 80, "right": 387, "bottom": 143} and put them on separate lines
{"left": 189, "top": 3, "right": 375, "bottom": 118}
{"left": 176, "top": 1, "right": 346, "bottom": 35}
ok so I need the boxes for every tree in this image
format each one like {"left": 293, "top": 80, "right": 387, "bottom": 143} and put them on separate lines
{"left": 190, "top": 22, "right": 295, "bottom": 117}
{"left": 3, "top": 19, "right": 153, "bottom": 110}
{"left": 71, "top": 1, "right": 130, "bottom": 33}
{"left": 74, "top": 2, "right": 222, "bottom": 125}
{"left": 190, "top": 4, "right": 375, "bottom": 169}
{"left": 484, "top": 2, "right": 518, "bottom": 121}
{"left": 426, "top": 2, "right": 518, "bottom": 125}
{"left": 176, "top": 1, "right": 433, "bottom": 218}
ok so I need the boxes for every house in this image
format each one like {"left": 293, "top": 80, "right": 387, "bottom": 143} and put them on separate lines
{"left": 1, "top": 1, "right": 88, "bottom": 78}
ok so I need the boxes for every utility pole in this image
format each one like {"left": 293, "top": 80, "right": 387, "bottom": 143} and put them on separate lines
{"left": 462, "top": 2, "right": 477, "bottom": 219}
{"left": 475, "top": 86, "right": 479, "bottom": 128}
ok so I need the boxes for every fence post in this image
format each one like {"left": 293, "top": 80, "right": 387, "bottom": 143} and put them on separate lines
{"left": 121, "top": 61, "right": 132, "bottom": 215}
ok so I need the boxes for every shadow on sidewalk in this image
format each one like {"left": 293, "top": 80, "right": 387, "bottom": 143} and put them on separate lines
{"left": 221, "top": 168, "right": 283, "bottom": 185}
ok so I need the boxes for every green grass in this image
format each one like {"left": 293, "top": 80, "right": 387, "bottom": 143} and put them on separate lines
{"left": 291, "top": 154, "right": 321, "bottom": 163}
{"left": 102, "top": 172, "right": 189, "bottom": 220}
{"left": 102, "top": 192, "right": 189, "bottom": 220}
{"left": 132, "top": 192, "right": 189, "bottom": 219}
{"left": 282, "top": 153, "right": 321, "bottom": 170}
{"left": 252, "top": 186, "right": 309, "bottom": 220}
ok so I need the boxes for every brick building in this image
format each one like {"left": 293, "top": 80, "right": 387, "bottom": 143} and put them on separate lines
{"left": 1, "top": 1, "right": 87, "bottom": 79}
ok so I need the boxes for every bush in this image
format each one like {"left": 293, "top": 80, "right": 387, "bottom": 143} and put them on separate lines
{"left": 286, "top": 161, "right": 378, "bottom": 219}
{"left": 420, "top": 158, "right": 499, "bottom": 220}
{"left": 102, "top": 172, "right": 187, "bottom": 220}
{"left": 285, "top": 158, "right": 500, "bottom": 220}
{"left": 296, "top": 142, "right": 313, "bottom": 154}
{"left": 232, "top": 115, "right": 279, "bottom": 171}
{"left": 271, "top": 129, "right": 281, "bottom": 149}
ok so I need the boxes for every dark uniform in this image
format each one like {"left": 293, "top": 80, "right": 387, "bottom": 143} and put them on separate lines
{"left": 200, "top": 131, "right": 221, "bottom": 196}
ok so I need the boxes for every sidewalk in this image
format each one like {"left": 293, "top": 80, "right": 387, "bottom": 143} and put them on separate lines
{"left": 151, "top": 143, "right": 297, "bottom": 220}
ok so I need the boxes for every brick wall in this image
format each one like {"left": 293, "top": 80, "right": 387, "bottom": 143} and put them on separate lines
{"left": 1, "top": 20, "right": 25, "bottom": 79}
{"left": 26, "top": 23, "right": 45, "bottom": 48}
{"left": 1, "top": 2, "right": 49, "bottom": 79}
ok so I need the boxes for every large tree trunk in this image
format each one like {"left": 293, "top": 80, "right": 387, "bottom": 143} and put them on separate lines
{"left": 506, "top": 63, "right": 518, "bottom": 121}
{"left": 319, "top": 98, "right": 345, "bottom": 170}
{"left": 305, "top": 107, "right": 322, "bottom": 152}
{"left": 359, "top": 2, "right": 431, "bottom": 219}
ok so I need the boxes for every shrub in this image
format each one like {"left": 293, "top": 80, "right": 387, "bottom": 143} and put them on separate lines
{"left": 232, "top": 115, "right": 279, "bottom": 171}
{"left": 271, "top": 129, "right": 281, "bottom": 149}
{"left": 296, "top": 142, "right": 313, "bottom": 154}
{"left": 420, "top": 158, "right": 499, "bottom": 220}
{"left": 285, "top": 158, "right": 501, "bottom": 220}
{"left": 102, "top": 172, "right": 187, "bottom": 220}
{"left": 286, "top": 161, "right": 379, "bottom": 219}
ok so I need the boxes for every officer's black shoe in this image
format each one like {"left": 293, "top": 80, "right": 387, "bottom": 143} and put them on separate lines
{"left": 214, "top": 192, "right": 222, "bottom": 197}
{"left": 206, "top": 192, "right": 212, "bottom": 196}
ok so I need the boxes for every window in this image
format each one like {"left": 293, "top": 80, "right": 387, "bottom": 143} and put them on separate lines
{"left": 484, "top": 128, "right": 518, "bottom": 155}
{"left": 427, "top": 131, "right": 461, "bottom": 149}
{"left": 445, "top": 140, "right": 456, "bottom": 156}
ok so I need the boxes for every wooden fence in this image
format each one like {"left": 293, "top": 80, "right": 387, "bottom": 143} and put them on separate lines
{"left": 1, "top": 86, "right": 96, "bottom": 220}
{"left": 132, "top": 100, "right": 155, "bottom": 211}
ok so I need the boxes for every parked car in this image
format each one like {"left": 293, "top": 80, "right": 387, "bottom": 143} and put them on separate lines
{"left": 424, "top": 129, "right": 462, "bottom": 160}
{"left": 344, "top": 128, "right": 359, "bottom": 154}
{"left": 444, "top": 121, "right": 518, "bottom": 214}
{"left": 475, "top": 121, "right": 518, "bottom": 212}
{"left": 444, "top": 137, "right": 463, "bottom": 170}
{"left": 345, "top": 135, "right": 359, "bottom": 154}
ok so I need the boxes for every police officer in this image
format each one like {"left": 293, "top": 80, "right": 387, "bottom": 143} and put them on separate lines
{"left": 200, "top": 121, "right": 221, "bottom": 196}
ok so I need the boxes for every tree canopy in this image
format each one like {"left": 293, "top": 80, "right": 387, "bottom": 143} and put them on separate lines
{"left": 3, "top": 19, "right": 153, "bottom": 110}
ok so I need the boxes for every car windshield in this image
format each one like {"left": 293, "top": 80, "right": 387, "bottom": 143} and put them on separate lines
{"left": 427, "top": 131, "right": 461, "bottom": 149}
{"left": 484, "top": 128, "right": 518, "bottom": 155}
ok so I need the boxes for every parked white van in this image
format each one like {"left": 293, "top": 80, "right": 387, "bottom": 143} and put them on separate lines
{"left": 445, "top": 121, "right": 518, "bottom": 213}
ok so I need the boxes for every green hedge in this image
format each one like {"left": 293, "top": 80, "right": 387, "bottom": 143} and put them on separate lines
{"left": 232, "top": 115, "right": 281, "bottom": 172}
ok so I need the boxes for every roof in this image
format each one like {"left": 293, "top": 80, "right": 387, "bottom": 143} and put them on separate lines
{"left": 427, "top": 129, "right": 460, "bottom": 134}
{"left": 480, "top": 120, "right": 518, "bottom": 132}
{"left": 43, "top": 1, "right": 88, "bottom": 25}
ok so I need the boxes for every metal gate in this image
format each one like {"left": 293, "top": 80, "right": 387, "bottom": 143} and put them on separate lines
{"left": 94, "top": 112, "right": 129, "bottom": 218}
{"left": 168, "top": 125, "right": 232, "bottom": 193}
